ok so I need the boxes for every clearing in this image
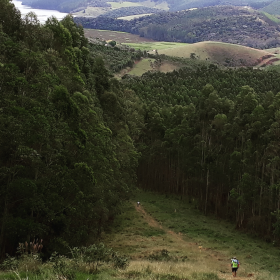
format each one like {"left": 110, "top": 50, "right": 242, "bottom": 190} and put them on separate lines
{"left": 84, "top": 29, "right": 157, "bottom": 44}
{"left": 103, "top": 191, "right": 279, "bottom": 280}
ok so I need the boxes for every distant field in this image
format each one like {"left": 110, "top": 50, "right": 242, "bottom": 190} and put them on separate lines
{"left": 84, "top": 29, "right": 157, "bottom": 43}
{"left": 118, "top": 13, "right": 154, "bottom": 20}
{"left": 158, "top": 41, "right": 276, "bottom": 67}
{"left": 107, "top": 1, "right": 142, "bottom": 9}
{"left": 125, "top": 42, "right": 187, "bottom": 51}
{"left": 84, "top": 29, "right": 279, "bottom": 69}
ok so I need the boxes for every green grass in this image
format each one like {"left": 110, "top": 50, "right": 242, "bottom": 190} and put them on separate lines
{"left": 117, "top": 13, "right": 154, "bottom": 20}
{"left": 2, "top": 191, "right": 280, "bottom": 280}
{"left": 136, "top": 192, "right": 280, "bottom": 275}
{"left": 107, "top": 1, "right": 143, "bottom": 9}
{"left": 125, "top": 42, "right": 187, "bottom": 51}
{"left": 261, "top": 11, "right": 280, "bottom": 23}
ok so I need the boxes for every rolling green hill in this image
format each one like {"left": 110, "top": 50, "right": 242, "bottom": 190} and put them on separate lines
{"left": 157, "top": 41, "right": 278, "bottom": 67}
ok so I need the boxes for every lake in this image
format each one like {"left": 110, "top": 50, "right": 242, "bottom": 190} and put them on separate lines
{"left": 12, "top": 0, "right": 69, "bottom": 23}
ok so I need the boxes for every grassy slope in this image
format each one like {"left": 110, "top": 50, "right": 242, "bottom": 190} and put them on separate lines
{"left": 117, "top": 13, "right": 154, "bottom": 20}
{"left": 1, "top": 191, "right": 279, "bottom": 279}
{"left": 102, "top": 191, "right": 280, "bottom": 280}
{"left": 261, "top": 0, "right": 280, "bottom": 15}
{"left": 125, "top": 42, "right": 187, "bottom": 51}
{"left": 158, "top": 41, "right": 275, "bottom": 66}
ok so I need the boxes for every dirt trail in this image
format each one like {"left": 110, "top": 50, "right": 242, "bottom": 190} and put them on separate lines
{"left": 134, "top": 203, "right": 256, "bottom": 280}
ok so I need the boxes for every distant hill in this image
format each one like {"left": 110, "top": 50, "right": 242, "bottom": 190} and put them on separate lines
{"left": 158, "top": 41, "right": 279, "bottom": 67}
{"left": 20, "top": 0, "right": 279, "bottom": 14}
{"left": 76, "top": 6, "right": 280, "bottom": 49}
{"left": 261, "top": 0, "right": 280, "bottom": 15}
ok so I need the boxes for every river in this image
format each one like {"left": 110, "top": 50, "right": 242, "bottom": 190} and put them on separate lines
{"left": 12, "top": 0, "right": 69, "bottom": 23}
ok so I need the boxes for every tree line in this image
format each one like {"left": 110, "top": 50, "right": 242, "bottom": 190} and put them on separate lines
{"left": 76, "top": 6, "right": 280, "bottom": 49}
{"left": 123, "top": 67, "right": 280, "bottom": 242}
{"left": 0, "top": 0, "right": 141, "bottom": 259}
{"left": 1, "top": 0, "right": 280, "bottom": 262}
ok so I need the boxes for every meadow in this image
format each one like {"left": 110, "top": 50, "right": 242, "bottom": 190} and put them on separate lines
{"left": 102, "top": 191, "right": 280, "bottom": 280}
{"left": 1, "top": 191, "right": 280, "bottom": 280}
{"left": 158, "top": 41, "right": 276, "bottom": 67}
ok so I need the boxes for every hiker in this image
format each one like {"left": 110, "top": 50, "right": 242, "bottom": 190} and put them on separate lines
{"left": 137, "top": 201, "right": 140, "bottom": 207}
{"left": 231, "top": 257, "right": 240, "bottom": 277}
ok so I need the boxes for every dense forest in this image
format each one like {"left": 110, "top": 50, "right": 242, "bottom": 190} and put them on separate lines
{"left": 0, "top": 0, "right": 142, "bottom": 259}
{"left": 1, "top": 0, "right": 280, "bottom": 263}
{"left": 125, "top": 67, "right": 280, "bottom": 241}
{"left": 76, "top": 6, "right": 280, "bottom": 49}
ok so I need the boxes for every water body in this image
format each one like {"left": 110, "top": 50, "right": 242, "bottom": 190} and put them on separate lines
{"left": 12, "top": 0, "right": 69, "bottom": 23}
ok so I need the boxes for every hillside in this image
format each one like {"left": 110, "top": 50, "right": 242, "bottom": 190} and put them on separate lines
{"left": 261, "top": 0, "right": 280, "bottom": 15}
{"left": 2, "top": 1, "right": 280, "bottom": 280}
{"left": 158, "top": 41, "right": 279, "bottom": 67}
{"left": 76, "top": 6, "right": 280, "bottom": 49}
{"left": 20, "top": 0, "right": 279, "bottom": 14}
{"left": 102, "top": 192, "right": 280, "bottom": 279}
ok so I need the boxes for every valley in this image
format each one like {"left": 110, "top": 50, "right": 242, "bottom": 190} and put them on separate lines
{"left": 1, "top": 1, "right": 280, "bottom": 280}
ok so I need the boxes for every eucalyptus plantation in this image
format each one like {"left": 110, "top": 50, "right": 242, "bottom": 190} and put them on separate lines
{"left": 0, "top": 0, "right": 139, "bottom": 259}
{"left": 126, "top": 68, "right": 280, "bottom": 241}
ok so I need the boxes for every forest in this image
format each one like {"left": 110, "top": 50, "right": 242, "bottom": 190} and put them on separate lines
{"left": 76, "top": 6, "right": 280, "bottom": 48}
{"left": 1, "top": 0, "right": 280, "bottom": 264}
{"left": 0, "top": 0, "right": 141, "bottom": 260}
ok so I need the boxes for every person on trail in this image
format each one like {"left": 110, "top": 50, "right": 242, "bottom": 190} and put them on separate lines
{"left": 231, "top": 257, "right": 240, "bottom": 277}
{"left": 137, "top": 201, "right": 140, "bottom": 207}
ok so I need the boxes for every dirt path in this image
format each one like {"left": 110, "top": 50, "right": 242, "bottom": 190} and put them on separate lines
{"left": 134, "top": 203, "right": 256, "bottom": 280}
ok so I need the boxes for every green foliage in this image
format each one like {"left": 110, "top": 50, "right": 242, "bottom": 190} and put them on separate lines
{"left": 0, "top": 1, "right": 139, "bottom": 259}
{"left": 76, "top": 6, "right": 280, "bottom": 48}
{"left": 122, "top": 66, "right": 280, "bottom": 241}
{"left": 88, "top": 43, "right": 143, "bottom": 73}
{"left": 50, "top": 252, "right": 76, "bottom": 280}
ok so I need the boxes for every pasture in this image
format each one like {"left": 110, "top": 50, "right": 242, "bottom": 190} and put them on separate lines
{"left": 158, "top": 41, "right": 277, "bottom": 67}
{"left": 118, "top": 13, "right": 154, "bottom": 20}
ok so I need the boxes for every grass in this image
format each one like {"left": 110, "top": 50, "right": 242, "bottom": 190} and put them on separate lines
{"left": 158, "top": 41, "right": 275, "bottom": 67}
{"left": 107, "top": 2, "right": 143, "bottom": 9}
{"left": 2, "top": 191, "right": 280, "bottom": 280}
{"left": 117, "top": 13, "right": 154, "bottom": 20}
{"left": 103, "top": 191, "right": 280, "bottom": 280}
{"left": 125, "top": 42, "right": 187, "bottom": 51}
{"left": 128, "top": 59, "right": 155, "bottom": 76}
{"left": 261, "top": 11, "right": 280, "bottom": 23}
